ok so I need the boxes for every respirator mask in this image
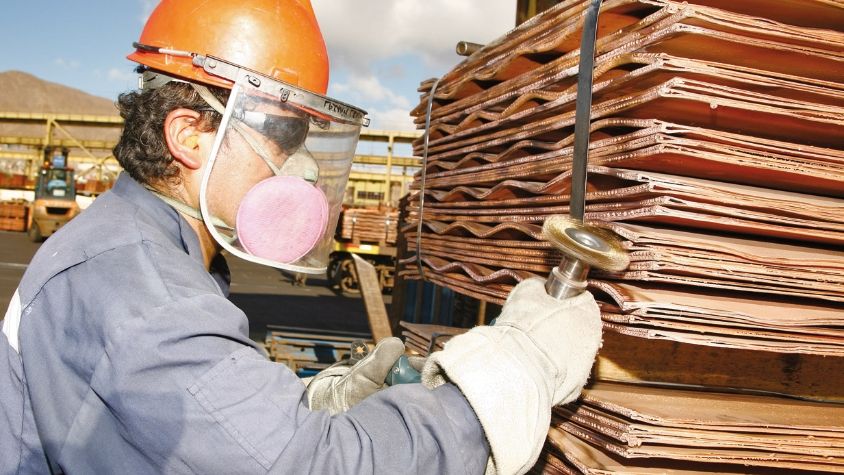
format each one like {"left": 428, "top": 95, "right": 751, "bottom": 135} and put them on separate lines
{"left": 147, "top": 57, "right": 368, "bottom": 274}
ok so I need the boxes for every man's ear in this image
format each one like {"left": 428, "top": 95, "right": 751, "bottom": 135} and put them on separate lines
{"left": 164, "top": 108, "right": 206, "bottom": 170}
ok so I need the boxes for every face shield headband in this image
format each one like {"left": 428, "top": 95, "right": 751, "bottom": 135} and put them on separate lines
{"left": 133, "top": 42, "right": 369, "bottom": 127}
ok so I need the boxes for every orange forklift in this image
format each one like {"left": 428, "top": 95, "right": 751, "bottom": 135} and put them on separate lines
{"left": 26, "top": 147, "right": 80, "bottom": 242}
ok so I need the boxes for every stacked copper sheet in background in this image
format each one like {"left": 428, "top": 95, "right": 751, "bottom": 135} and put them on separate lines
{"left": 399, "top": 0, "right": 844, "bottom": 472}
{"left": 399, "top": 321, "right": 465, "bottom": 355}
{"left": 338, "top": 207, "right": 398, "bottom": 245}
{"left": 0, "top": 200, "right": 27, "bottom": 232}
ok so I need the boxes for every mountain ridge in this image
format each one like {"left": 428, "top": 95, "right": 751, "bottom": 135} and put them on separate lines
{"left": 0, "top": 70, "right": 122, "bottom": 144}
{"left": 0, "top": 70, "right": 119, "bottom": 115}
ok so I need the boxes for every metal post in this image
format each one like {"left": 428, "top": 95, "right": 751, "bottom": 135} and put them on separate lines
{"left": 413, "top": 281, "right": 423, "bottom": 324}
{"left": 385, "top": 135, "right": 394, "bottom": 206}
{"left": 432, "top": 285, "right": 442, "bottom": 324}
{"left": 476, "top": 299, "right": 487, "bottom": 326}
{"left": 400, "top": 166, "right": 408, "bottom": 197}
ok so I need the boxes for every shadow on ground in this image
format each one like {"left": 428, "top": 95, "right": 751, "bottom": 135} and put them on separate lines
{"left": 229, "top": 290, "right": 375, "bottom": 344}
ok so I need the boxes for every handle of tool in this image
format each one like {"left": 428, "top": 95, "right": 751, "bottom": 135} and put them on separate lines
{"left": 570, "top": 0, "right": 604, "bottom": 221}
{"left": 385, "top": 355, "right": 422, "bottom": 386}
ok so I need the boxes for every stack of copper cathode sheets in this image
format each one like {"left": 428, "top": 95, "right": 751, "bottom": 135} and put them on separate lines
{"left": 545, "top": 382, "right": 844, "bottom": 473}
{"left": 399, "top": 0, "right": 844, "bottom": 472}
{"left": 338, "top": 207, "right": 399, "bottom": 244}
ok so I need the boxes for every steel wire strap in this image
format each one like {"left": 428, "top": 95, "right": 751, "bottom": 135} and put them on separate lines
{"left": 415, "top": 77, "right": 442, "bottom": 281}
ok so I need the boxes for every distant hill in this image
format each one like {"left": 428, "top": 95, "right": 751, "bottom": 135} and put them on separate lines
{"left": 0, "top": 70, "right": 118, "bottom": 115}
{"left": 0, "top": 70, "right": 121, "bottom": 144}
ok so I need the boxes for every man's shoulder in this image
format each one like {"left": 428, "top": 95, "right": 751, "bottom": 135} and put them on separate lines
{"left": 20, "top": 193, "right": 135, "bottom": 291}
{"left": 19, "top": 192, "right": 209, "bottom": 307}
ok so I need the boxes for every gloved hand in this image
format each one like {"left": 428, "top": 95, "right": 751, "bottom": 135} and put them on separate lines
{"left": 307, "top": 337, "right": 405, "bottom": 415}
{"left": 421, "top": 278, "right": 602, "bottom": 475}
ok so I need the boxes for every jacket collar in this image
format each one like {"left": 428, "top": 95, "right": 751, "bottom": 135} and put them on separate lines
{"left": 109, "top": 173, "right": 230, "bottom": 295}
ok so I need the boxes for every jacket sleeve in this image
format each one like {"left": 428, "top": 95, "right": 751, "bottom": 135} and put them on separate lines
{"left": 93, "top": 293, "right": 489, "bottom": 474}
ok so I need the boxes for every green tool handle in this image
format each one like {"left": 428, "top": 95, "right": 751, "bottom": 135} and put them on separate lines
{"left": 385, "top": 355, "right": 421, "bottom": 386}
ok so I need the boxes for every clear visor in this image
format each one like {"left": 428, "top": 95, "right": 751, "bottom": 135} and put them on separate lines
{"left": 200, "top": 71, "right": 364, "bottom": 274}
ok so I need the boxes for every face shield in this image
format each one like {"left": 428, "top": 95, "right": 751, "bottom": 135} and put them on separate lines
{"left": 190, "top": 61, "right": 368, "bottom": 274}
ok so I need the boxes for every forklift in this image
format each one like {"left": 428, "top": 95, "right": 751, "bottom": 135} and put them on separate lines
{"left": 26, "top": 147, "right": 80, "bottom": 242}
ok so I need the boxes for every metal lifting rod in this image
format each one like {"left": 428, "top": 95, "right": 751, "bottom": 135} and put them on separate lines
{"left": 543, "top": 0, "right": 629, "bottom": 300}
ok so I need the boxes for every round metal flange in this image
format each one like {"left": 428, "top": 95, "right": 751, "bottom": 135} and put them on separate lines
{"left": 542, "top": 215, "right": 629, "bottom": 272}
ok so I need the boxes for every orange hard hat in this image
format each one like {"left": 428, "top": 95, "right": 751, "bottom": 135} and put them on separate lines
{"left": 127, "top": 0, "right": 329, "bottom": 94}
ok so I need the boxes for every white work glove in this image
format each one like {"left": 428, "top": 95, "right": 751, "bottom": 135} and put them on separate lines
{"left": 421, "top": 278, "right": 601, "bottom": 475}
{"left": 307, "top": 337, "right": 405, "bottom": 415}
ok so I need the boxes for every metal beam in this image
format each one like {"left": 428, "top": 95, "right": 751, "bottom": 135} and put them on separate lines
{"left": 354, "top": 154, "right": 419, "bottom": 167}
{"left": 0, "top": 113, "right": 421, "bottom": 144}
{"left": 0, "top": 112, "right": 123, "bottom": 126}
{"left": 0, "top": 150, "right": 38, "bottom": 160}
{"left": 0, "top": 151, "right": 116, "bottom": 166}
{"left": 360, "top": 129, "right": 421, "bottom": 144}
{"left": 0, "top": 136, "right": 117, "bottom": 150}
{"left": 349, "top": 171, "right": 414, "bottom": 183}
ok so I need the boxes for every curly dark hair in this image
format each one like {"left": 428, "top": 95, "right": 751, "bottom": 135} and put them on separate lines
{"left": 113, "top": 79, "right": 229, "bottom": 186}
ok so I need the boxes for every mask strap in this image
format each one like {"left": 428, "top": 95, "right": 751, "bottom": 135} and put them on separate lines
{"left": 235, "top": 127, "right": 319, "bottom": 183}
{"left": 144, "top": 186, "right": 237, "bottom": 241}
{"left": 192, "top": 83, "right": 226, "bottom": 114}
{"left": 230, "top": 124, "right": 283, "bottom": 175}
{"left": 192, "top": 83, "right": 294, "bottom": 178}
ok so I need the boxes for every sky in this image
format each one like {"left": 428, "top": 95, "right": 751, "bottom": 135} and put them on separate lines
{"left": 0, "top": 0, "right": 518, "bottom": 135}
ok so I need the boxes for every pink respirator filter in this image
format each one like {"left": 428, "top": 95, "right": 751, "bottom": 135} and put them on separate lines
{"left": 236, "top": 175, "right": 329, "bottom": 264}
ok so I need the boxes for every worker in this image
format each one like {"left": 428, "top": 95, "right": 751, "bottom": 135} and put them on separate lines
{"left": 45, "top": 169, "right": 69, "bottom": 195}
{"left": 0, "top": 1, "right": 602, "bottom": 474}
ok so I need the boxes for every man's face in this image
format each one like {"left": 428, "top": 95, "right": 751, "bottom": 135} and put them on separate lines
{"left": 205, "top": 102, "right": 308, "bottom": 228}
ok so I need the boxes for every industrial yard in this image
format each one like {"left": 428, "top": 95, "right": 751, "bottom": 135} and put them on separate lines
{"left": 1, "top": 1, "right": 843, "bottom": 474}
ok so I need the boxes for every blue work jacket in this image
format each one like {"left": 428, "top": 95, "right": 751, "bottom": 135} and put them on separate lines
{"left": 0, "top": 173, "right": 488, "bottom": 474}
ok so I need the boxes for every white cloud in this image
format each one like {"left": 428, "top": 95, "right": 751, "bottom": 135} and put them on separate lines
{"left": 328, "top": 73, "right": 417, "bottom": 130}
{"left": 333, "top": 74, "right": 411, "bottom": 109}
{"left": 107, "top": 68, "right": 136, "bottom": 83}
{"left": 313, "top": 0, "right": 516, "bottom": 73}
{"left": 54, "top": 58, "right": 80, "bottom": 69}
{"left": 312, "top": 1, "right": 516, "bottom": 132}
{"left": 366, "top": 106, "right": 418, "bottom": 132}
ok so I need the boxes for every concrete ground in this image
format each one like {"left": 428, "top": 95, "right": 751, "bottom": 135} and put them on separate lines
{"left": 0, "top": 230, "right": 381, "bottom": 344}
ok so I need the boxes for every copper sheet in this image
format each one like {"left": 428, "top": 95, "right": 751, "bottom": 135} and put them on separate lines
{"left": 410, "top": 172, "right": 844, "bottom": 246}
{"left": 419, "top": 78, "right": 844, "bottom": 160}
{"left": 419, "top": 0, "right": 844, "bottom": 118}
{"left": 416, "top": 120, "right": 844, "bottom": 201}
{"left": 546, "top": 426, "right": 823, "bottom": 474}
{"left": 422, "top": 119, "right": 844, "bottom": 181}
{"left": 591, "top": 280, "right": 844, "bottom": 327}
{"left": 415, "top": 4, "right": 844, "bottom": 151}
{"left": 550, "top": 382, "right": 844, "bottom": 471}
{"left": 416, "top": 166, "right": 844, "bottom": 222}
{"left": 407, "top": 226, "right": 844, "bottom": 303}
{"left": 425, "top": 51, "right": 844, "bottom": 138}
{"left": 398, "top": 321, "right": 466, "bottom": 355}
{"left": 404, "top": 215, "right": 844, "bottom": 302}
{"left": 591, "top": 280, "right": 844, "bottom": 355}
{"left": 601, "top": 319, "right": 844, "bottom": 356}
{"left": 400, "top": 259, "right": 844, "bottom": 355}
{"left": 530, "top": 447, "right": 577, "bottom": 475}
{"left": 339, "top": 208, "right": 398, "bottom": 244}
